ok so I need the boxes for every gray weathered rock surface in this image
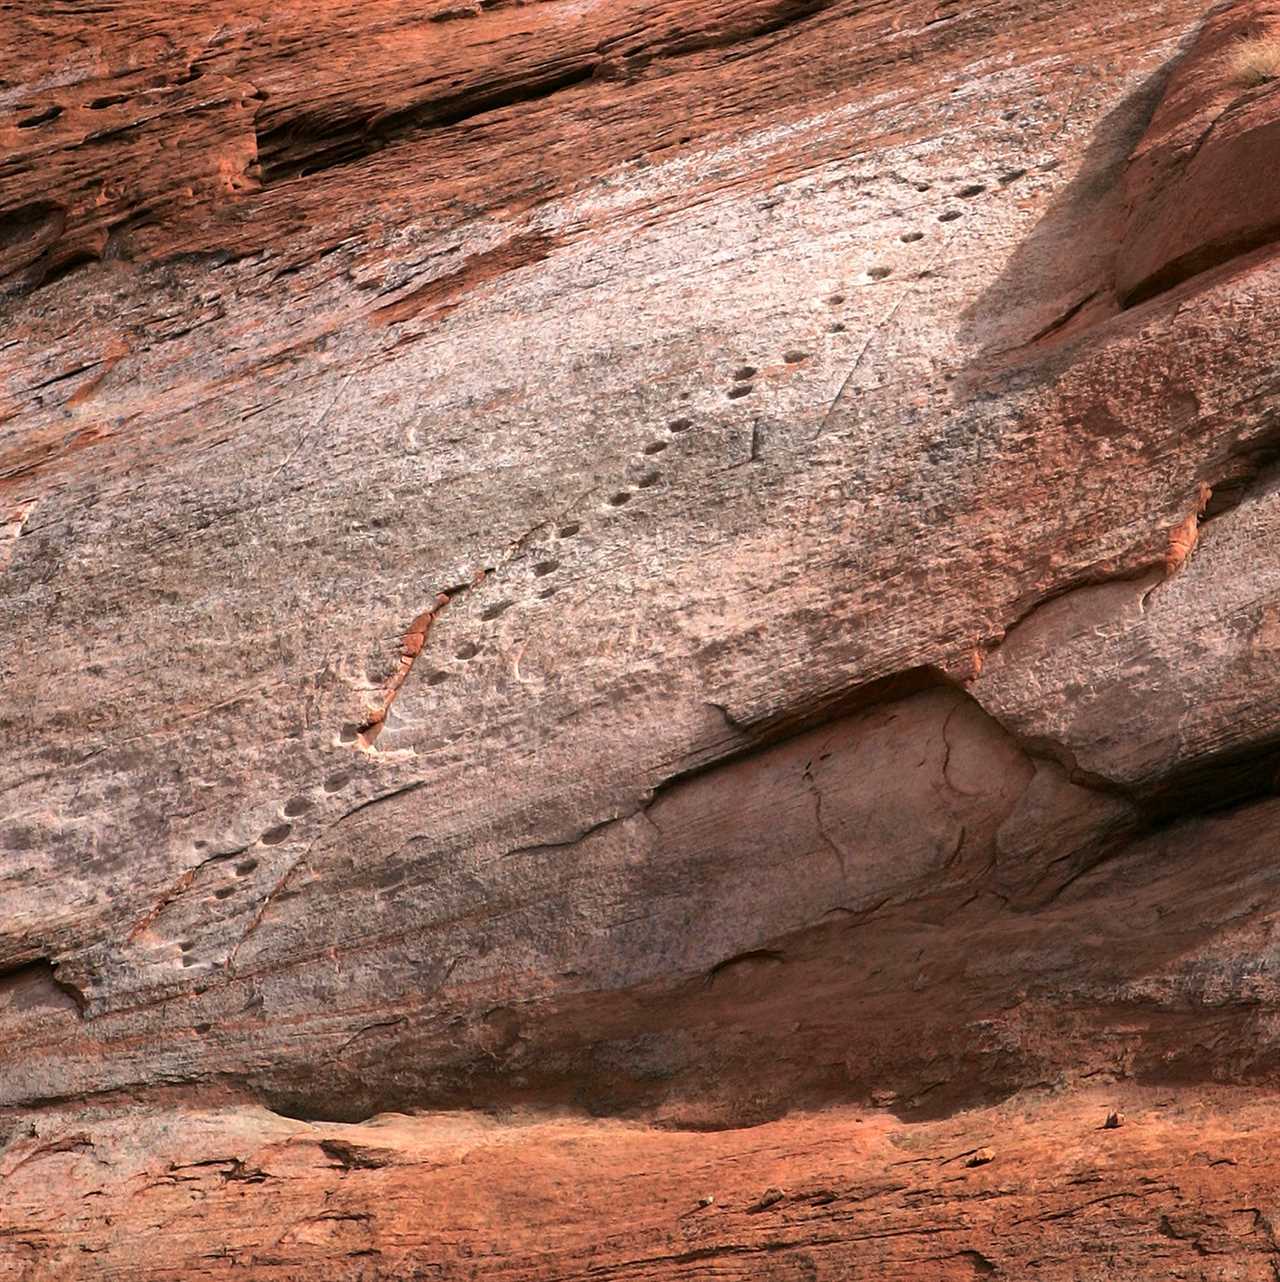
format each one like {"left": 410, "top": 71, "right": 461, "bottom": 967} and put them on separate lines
{"left": 6, "top": 0, "right": 1280, "bottom": 1274}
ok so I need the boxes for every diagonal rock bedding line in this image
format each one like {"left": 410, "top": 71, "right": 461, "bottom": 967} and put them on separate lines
{"left": 7, "top": 0, "right": 1280, "bottom": 1275}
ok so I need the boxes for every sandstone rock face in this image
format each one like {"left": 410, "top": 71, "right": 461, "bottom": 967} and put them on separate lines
{"left": 5, "top": 0, "right": 1280, "bottom": 1276}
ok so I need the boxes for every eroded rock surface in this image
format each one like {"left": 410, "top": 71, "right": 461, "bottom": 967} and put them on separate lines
{"left": 5, "top": 0, "right": 1280, "bottom": 1275}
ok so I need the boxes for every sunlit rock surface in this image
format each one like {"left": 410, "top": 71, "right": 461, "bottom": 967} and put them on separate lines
{"left": 6, "top": 0, "right": 1280, "bottom": 1275}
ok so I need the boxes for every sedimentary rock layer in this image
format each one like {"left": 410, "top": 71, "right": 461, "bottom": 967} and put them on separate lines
{"left": 5, "top": 0, "right": 1280, "bottom": 1275}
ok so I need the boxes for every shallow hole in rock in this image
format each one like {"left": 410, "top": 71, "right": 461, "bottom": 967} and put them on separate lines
{"left": 826, "top": 293, "right": 845, "bottom": 305}
{"left": 727, "top": 384, "right": 754, "bottom": 399}
{"left": 425, "top": 670, "right": 450, "bottom": 686}
{"left": 18, "top": 105, "right": 63, "bottom": 128}
{"left": 956, "top": 183, "right": 986, "bottom": 197}
{"left": 214, "top": 886, "right": 236, "bottom": 900}
{"left": 557, "top": 522, "right": 581, "bottom": 537}
{"left": 323, "top": 771, "right": 352, "bottom": 793}
{"left": 938, "top": 210, "right": 962, "bottom": 222}
{"left": 734, "top": 365, "right": 757, "bottom": 380}
{"left": 829, "top": 322, "right": 846, "bottom": 333}
{"left": 915, "top": 181, "right": 932, "bottom": 191}
{"left": 533, "top": 560, "right": 559, "bottom": 577}
{"left": 668, "top": 417, "right": 692, "bottom": 432}
{"left": 194, "top": 1023, "right": 212, "bottom": 1035}
{"left": 901, "top": 231, "right": 924, "bottom": 243}
{"left": 481, "top": 600, "right": 513, "bottom": 620}
{"left": 609, "top": 491, "right": 632, "bottom": 506}
{"left": 455, "top": 642, "right": 479, "bottom": 660}
{"left": 643, "top": 440, "right": 668, "bottom": 454}
{"left": 538, "top": 586, "right": 558, "bottom": 599}
{"left": 998, "top": 168, "right": 1026, "bottom": 184}
{"left": 44, "top": 245, "right": 103, "bottom": 288}
{"left": 338, "top": 724, "right": 360, "bottom": 744}
{"left": 636, "top": 471, "right": 661, "bottom": 488}
{"left": 283, "top": 796, "right": 312, "bottom": 818}
{"left": 260, "top": 824, "right": 292, "bottom": 846}
{"left": 784, "top": 350, "right": 809, "bottom": 364}
{"left": 867, "top": 265, "right": 893, "bottom": 279}
{"left": 236, "top": 858, "right": 259, "bottom": 876}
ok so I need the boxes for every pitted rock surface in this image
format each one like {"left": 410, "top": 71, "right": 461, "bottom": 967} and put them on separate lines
{"left": 6, "top": 0, "right": 1280, "bottom": 1276}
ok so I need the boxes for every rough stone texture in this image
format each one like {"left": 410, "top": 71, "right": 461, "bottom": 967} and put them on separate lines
{"left": 1118, "top": 0, "right": 1280, "bottom": 304}
{"left": 6, "top": 0, "right": 1280, "bottom": 1275}
{"left": 8, "top": 1087, "right": 1280, "bottom": 1280}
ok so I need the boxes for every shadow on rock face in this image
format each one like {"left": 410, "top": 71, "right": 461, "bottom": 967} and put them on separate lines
{"left": 956, "top": 58, "right": 1190, "bottom": 370}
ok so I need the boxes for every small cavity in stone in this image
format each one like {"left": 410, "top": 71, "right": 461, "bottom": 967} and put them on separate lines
{"left": 18, "top": 105, "right": 63, "bottom": 129}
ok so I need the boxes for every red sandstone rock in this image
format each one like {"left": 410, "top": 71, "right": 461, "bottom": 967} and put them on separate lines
{"left": 1118, "top": 3, "right": 1280, "bottom": 304}
{"left": 8, "top": 1087, "right": 1280, "bottom": 1278}
{"left": 6, "top": 0, "right": 1280, "bottom": 1275}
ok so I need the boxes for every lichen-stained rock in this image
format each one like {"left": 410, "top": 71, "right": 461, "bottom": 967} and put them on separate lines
{"left": 7, "top": 0, "right": 1280, "bottom": 1274}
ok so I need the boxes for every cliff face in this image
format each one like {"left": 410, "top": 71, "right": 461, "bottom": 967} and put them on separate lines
{"left": 5, "top": 0, "right": 1280, "bottom": 1275}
